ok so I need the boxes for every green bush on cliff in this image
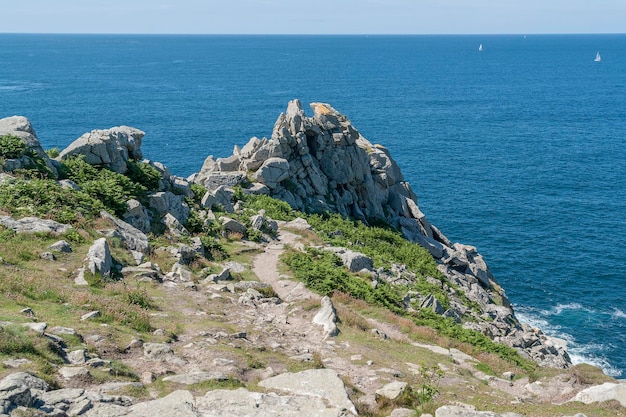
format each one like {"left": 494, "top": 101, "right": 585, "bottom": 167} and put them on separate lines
{"left": 0, "top": 178, "right": 104, "bottom": 223}
{"left": 126, "top": 160, "right": 162, "bottom": 191}
{"left": 60, "top": 156, "right": 147, "bottom": 216}
{"left": 0, "top": 134, "right": 27, "bottom": 159}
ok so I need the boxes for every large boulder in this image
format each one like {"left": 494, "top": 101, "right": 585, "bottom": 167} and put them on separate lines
{"left": 196, "top": 387, "right": 354, "bottom": 417}
{"left": 101, "top": 210, "right": 150, "bottom": 254}
{"left": 259, "top": 369, "right": 357, "bottom": 416}
{"left": 313, "top": 296, "right": 339, "bottom": 337}
{"left": 570, "top": 382, "right": 626, "bottom": 407}
{"left": 0, "top": 216, "right": 71, "bottom": 235}
{"left": 188, "top": 100, "right": 572, "bottom": 370}
{"left": 0, "top": 116, "right": 58, "bottom": 177}
{"left": 253, "top": 157, "right": 290, "bottom": 189}
{"left": 85, "top": 238, "right": 112, "bottom": 277}
{"left": 148, "top": 191, "right": 190, "bottom": 224}
{"left": 58, "top": 126, "right": 145, "bottom": 174}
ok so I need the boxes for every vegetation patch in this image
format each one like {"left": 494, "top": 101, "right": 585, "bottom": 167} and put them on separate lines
{"left": 0, "top": 134, "right": 27, "bottom": 159}
{"left": 0, "top": 178, "right": 103, "bottom": 224}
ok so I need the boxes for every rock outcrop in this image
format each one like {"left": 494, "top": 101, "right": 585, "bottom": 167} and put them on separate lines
{"left": 58, "top": 126, "right": 145, "bottom": 174}
{"left": 0, "top": 216, "right": 71, "bottom": 235}
{"left": 192, "top": 100, "right": 571, "bottom": 369}
{"left": 0, "top": 116, "right": 58, "bottom": 177}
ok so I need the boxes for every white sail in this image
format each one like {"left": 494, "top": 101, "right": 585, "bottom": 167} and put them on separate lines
{"left": 594, "top": 51, "right": 601, "bottom": 62}
{"left": 478, "top": 44, "right": 483, "bottom": 52}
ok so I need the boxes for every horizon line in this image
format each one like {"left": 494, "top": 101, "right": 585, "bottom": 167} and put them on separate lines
{"left": 1, "top": 32, "right": 625, "bottom": 37}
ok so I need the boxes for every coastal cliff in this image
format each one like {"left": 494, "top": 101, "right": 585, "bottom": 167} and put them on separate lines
{"left": 0, "top": 104, "right": 623, "bottom": 416}
{"left": 193, "top": 100, "right": 570, "bottom": 369}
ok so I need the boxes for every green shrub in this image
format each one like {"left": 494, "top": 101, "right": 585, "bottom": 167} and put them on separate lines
{"left": 189, "top": 183, "right": 208, "bottom": 206}
{"left": 282, "top": 247, "right": 404, "bottom": 313}
{"left": 0, "top": 134, "right": 27, "bottom": 159}
{"left": 411, "top": 308, "right": 535, "bottom": 371}
{"left": 200, "top": 236, "right": 228, "bottom": 260}
{"left": 0, "top": 178, "right": 104, "bottom": 223}
{"left": 61, "top": 156, "right": 146, "bottom": 216}
{"left": 46, "top": 147, "right": 60, "bottom": 158}
{"left": 126, "top": 160, "right": 162, "bottom": 191}
{"left": 241, "top": 193, "right": 296, "bottom": 221}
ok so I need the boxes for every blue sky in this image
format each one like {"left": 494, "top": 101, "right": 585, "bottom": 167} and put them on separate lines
{"left": 2, "top": 0, "right": 625, "bottom": 34}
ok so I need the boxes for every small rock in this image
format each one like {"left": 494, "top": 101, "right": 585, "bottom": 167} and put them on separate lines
{"left": 141, "top": 372, "right": 155, "bottom": 385}
{"left": 20, "top": 307, "right": 34, "bottom": 316}
{"left": 59, "top": 366, "right": 91, "bottom": 379}
{"left": 126, "top": 339, "right": 144, "bottom": 350}
{"left": 213, "top": 358, "right": 235, "bottom": 366}
{"left": 48, "top": 326, "right": 77, "bottom": 335}
{"left": 68, "top": 398, "right": 93, "bottom": 416}
{"left": 40, "top": 251, "right": 56, "bottom": 261}
{"left": 313, "top": 295, "right": 339, "bottom": 337}
{"left": 21, "top": 322, "right": 47, "bottom": 335}
{"left": 49, "top": 239, "right": 73, "bottom": 253}
{"left": 2, "top": 358, "right": 32, "bottom": 368}
{"left": 502, "top": 371, "right": 515, "bottom": 381}
{"left": 389, "top": 408, "right": 417, "bottom": 417}
{"left": 375, "top": 381, "right": 408, "bottom": 401}
{"left": 81, "top": 311, "right": 101, "bottom": 321}
{"left": 143, "top": 343, "right": 173, "bottom": 360}
{"left": 68, "top": 349, "right": 88, "bottom": 365}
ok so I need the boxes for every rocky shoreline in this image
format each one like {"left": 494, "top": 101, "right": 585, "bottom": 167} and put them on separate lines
{"left": 1, "top": 103, "right": 624, "bottom": 416}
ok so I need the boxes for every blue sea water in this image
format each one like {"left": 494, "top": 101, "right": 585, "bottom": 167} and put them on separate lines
{"left": 1, "top": 34, "right": 625, "bottom": 377}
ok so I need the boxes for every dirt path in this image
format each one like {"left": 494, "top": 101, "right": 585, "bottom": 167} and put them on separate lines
{"left": 252, "top": 229, "right": 319, "bottom": 303}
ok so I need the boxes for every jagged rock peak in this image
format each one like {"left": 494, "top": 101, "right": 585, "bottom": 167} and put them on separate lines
{"left": 195, "top": 100, "right": 429, "bottom": 235}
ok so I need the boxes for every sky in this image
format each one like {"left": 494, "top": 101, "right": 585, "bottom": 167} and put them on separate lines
{"left": 1, "top": 0, "right": 625, "bottom": 35}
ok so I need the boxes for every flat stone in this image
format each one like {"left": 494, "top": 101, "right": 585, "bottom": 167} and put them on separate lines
{"left": 162, "top": 372, "right": 228, "bottom": 385}
{"left": 0, "top": 216, "right": 71, "bottom": 235}
{"left": 81, "top": 311, "right": 101, "bottom": 321}
{"left": 21, "top": 322, "right": 47, "bottom": 335}
{"left": 126, "top": 389, "right": 198, "bottom": 417}
{"left": 375, "top": 381, "right": 408, "bottom": 401}
{"left": 2, "top": 359, "right": 32, "bottom": 369}
{"left": 570, "top": 382, "right": 626, "bottom": 407}
{"left": 48, "top": 240, "right": 73, "bottom": 253}
{"left": 59, "top": 366, "right": 91, "bottom": 379}
{"left": 259, "top": 369, "right": 357, "bottom": 415}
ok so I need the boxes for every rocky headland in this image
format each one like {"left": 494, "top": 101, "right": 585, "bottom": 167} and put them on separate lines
{"left": 0, "top": 102, "right": 624, "bottom": 416}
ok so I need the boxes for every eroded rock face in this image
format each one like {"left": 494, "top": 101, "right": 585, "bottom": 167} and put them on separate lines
{"left": 58, "top": 126, "right": 145, "bottom": 174}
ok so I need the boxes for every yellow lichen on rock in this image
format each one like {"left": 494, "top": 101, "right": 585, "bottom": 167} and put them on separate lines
{"left": 310, "top": 102, "right": 333, "bottom": 115}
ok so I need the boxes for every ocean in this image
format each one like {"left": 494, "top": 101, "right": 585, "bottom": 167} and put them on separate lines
{"left": 1, "top": 34, "right": 624, "bottom": 377}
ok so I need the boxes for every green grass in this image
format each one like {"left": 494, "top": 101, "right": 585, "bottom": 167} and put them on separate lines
{"left": 282, "top": 247, "right": 405, "bottom": 314}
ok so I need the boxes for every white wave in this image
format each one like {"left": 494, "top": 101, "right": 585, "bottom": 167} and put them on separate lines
{"left": 516, "top": 304, "right": 622, "bottom": 377}
{"left": 612, "top": 309, "right": 626, "bottom": 319}
{"left": 569, "top": 349, "right": 623, "bottom": 378}
{"left": 551, "top": 302, "right": 592, "bottom": 315}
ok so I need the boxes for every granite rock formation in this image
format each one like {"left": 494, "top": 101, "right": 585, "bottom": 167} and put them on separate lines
{"left": 192, "top": 100, "right": 571, "bottom": 369}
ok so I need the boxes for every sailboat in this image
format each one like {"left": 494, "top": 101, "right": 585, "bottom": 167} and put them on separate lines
{"left": 594, "top": 51, "right": 601, "bottom": 62}
{"left": 478, "top": 44, "right": 483, "bottom": 52}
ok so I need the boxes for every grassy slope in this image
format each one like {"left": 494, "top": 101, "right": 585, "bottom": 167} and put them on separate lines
{"left": 0, "top": 160, "right": 621, "bottom": 416}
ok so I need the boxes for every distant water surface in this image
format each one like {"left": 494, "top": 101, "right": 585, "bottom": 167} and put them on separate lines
{"left": 1, "top": 34, "right": 624, "bottom": 376}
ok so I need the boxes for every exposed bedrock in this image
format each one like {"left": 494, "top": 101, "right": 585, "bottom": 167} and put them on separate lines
{"left": 192, "top": 99, "right": 571, "bottom": 369}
